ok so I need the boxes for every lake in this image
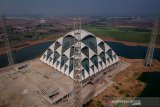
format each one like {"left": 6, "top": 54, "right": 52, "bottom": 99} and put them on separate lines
{"left": 138, "top": 72, "right": 160, "bottom": 97}
{"left": 0, "top": 41, "right": 160, "bottom": 68}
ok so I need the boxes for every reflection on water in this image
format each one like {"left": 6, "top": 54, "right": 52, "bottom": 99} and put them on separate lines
{"left": 106, "top": 41, "right": 160, "bottom": 61}
{"left": 138, "top": 72, "right": 160, "bottom": 97}
{"left": 0, "top": 41, "right": 53, "bottom": 68}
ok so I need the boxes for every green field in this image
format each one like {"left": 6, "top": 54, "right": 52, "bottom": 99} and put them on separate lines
{"left": 83, "top": 25, "right": 159, "bottom": 43}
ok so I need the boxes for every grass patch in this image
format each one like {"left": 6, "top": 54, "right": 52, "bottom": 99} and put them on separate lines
{"left": 83, "top": 25, "right": 152, "bottom": 43}
{"left": 96, "top": 101, "right": 104, "bottom": 107}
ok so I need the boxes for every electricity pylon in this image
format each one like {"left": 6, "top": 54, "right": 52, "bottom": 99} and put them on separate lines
{"left": 2, "top": 14, "right": 14, "bottom": 65}
{"left": 144, "top": 18, "right": 159, "bottom": 66}
{"left": 73, "top": 18, "right": 82, "bottom": 107}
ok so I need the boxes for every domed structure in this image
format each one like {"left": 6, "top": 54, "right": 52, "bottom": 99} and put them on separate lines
{"left": 40, "top": 30, "right": 119, "bottom": 80}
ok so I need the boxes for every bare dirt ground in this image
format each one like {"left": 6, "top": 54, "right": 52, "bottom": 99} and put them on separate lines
{"left": 87, "top": 57, "right": 160, "bottom": 107}
{"left": 0, "top": 59, "right": 129, "bottom": 107}
{"left": 0, "top": 57, "right": 159, "bottom": 107}
{"left": 101, "top": 37, "right": 160, "bottom": 48}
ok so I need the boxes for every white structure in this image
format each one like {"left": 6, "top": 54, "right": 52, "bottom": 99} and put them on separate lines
{"left": 40, "top": 30, "right": 119, "bottom": 80}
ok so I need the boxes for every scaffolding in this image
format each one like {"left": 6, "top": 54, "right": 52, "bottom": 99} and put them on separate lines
{"left": 2, "top": 14, "right": 14, "bottom": 65}
{"left": 144, "top": 18, "right": 159, "bottom": 66}
{"left": 73, "top": 18, "right": 82, "bottom": 107}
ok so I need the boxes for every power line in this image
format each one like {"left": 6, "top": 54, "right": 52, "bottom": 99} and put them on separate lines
{"left": 2, "top": 14, "right": 14, "bottom": 66}
{"left": 144, "top": 17, "right": 159, "bottom": 66}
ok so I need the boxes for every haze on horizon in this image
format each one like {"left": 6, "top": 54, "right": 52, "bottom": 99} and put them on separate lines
{"left": 0, "top": 0, "right": 160, "bottom": 17}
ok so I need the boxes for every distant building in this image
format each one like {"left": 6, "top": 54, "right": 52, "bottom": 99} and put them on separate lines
{"left": 39, "top": 19, "right": 46, "bottom": 24}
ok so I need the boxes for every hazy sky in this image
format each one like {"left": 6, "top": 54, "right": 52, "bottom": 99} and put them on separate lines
{"left": 0, "top": 0, "right": 160, "bottom": 16}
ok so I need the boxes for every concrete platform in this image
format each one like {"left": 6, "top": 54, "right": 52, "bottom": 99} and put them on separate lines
{"left": 0, "top": 58, "right": 130, "bottom": 107}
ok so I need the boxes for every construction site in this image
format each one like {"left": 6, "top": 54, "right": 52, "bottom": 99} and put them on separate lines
{"left": 0, "top": 16, "right": 130, "bottom": 107}
{"left": 0, "top": 13, "right": 160, "bottom": 107}
{"left": 0, "top": 57, "right": 130, "bottom": 107}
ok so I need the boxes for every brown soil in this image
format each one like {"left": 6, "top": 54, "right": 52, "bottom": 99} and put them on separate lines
{"left": 87, "top": 57, "right": 160, "bottom": 107}
{"left": 101, "top": 36, "right": 160, "bottom": 48}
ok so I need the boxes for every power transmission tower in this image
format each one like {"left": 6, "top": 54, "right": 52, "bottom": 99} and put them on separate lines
{"left": 2, "top": 14, "right": 14, "bottom": 65}
{"left": 144, "top": 18, "right": 159, "bottom": 66}
{"left": 73, "top": 18, "right": 82, "bottom": 107}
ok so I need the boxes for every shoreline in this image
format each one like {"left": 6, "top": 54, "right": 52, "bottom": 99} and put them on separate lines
{"left": 0, "top": 37, "right": 55, "bottom": 56}
{"left": 0, "top": 36, "right": 160, "bottom": 56}
{"left": 101, "top": 36, "right": 160, "bottom": 48}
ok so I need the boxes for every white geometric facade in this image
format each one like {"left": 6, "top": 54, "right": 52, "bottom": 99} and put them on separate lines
{"left": 40, "top": 30, "right": 119, "bottom": 80}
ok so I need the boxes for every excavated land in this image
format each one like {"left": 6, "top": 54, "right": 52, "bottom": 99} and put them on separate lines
{"left": 0, "top": 58, "right": 129, "bottom": 107}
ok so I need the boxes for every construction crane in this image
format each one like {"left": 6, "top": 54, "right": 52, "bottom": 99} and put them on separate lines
{"left": 73, "top": 18, "right": 82, "bottom": 107}
{"left": 2, "top": 14, "right": 14, "bottom": 65}
{"left": 144, "top": 18, "right": 159, "bottom": 66}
